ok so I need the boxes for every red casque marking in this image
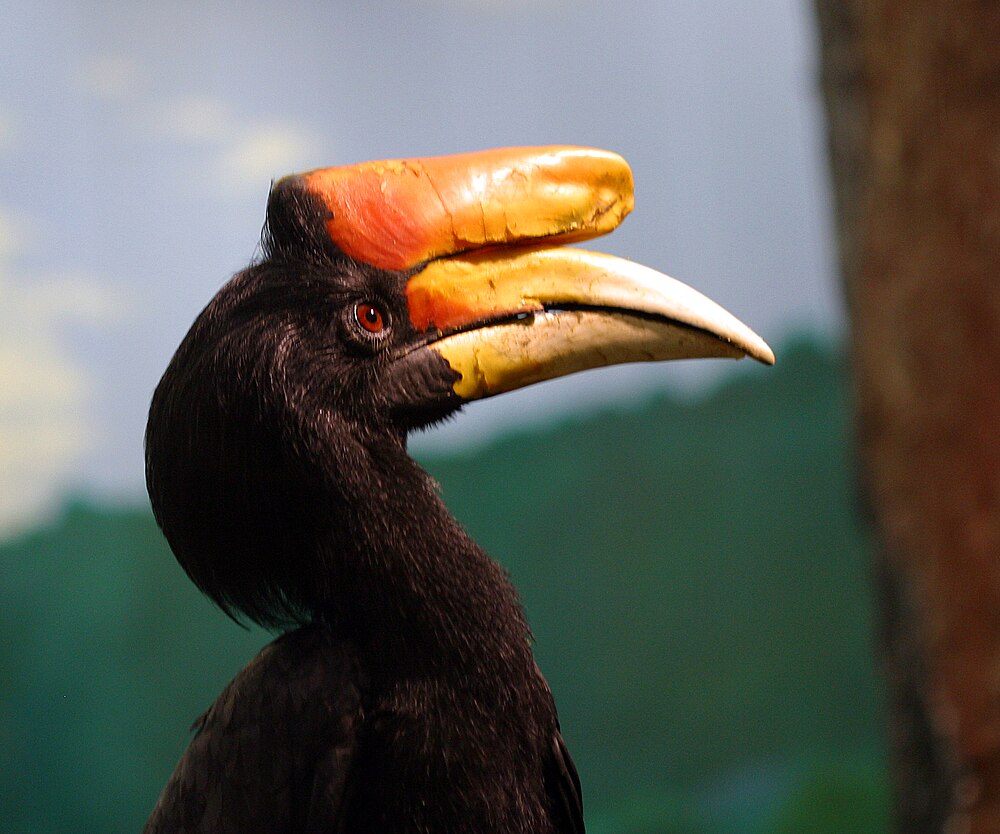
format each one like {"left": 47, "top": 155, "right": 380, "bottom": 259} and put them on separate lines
{"left": 406, "top": 283, "right": 483, "bottom": 333}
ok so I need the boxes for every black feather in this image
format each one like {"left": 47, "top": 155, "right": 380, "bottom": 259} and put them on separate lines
{"left": 145, "top": 196, "right": 586, "bottom": 832}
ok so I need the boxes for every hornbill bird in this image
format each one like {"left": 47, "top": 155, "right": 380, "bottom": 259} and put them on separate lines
{"left": 143, "top": 146, "right": 774, "bottom": 833}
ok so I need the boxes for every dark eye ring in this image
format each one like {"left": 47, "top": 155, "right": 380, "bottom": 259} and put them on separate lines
{"left": 354, "top": 302, "right": 388, "bottom": 335}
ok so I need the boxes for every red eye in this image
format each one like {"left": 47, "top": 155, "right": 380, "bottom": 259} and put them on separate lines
{"left": 355, "top": 302, "right": 386, "bottom": 334}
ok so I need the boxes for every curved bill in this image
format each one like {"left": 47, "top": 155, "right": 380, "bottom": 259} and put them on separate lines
{"left": 389, "top": 244, "right": 775, "bottom": 408}
{"left": 429, "top": 310, "right": 751, "bottom": 400}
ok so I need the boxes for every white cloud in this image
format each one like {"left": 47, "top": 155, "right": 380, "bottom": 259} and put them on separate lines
{"left": 78, "top": 54, "right": 144, "bottom": 101}
{"left": 13, "top": 272, "right": 124, "bottom": 325}
{"left": 80, "top": 61, "right": 323, "bottom": 190}
{"left": 147, "top": 95, "right": 235, "bottom": 143}
{"left": 218, "top": 123, "right": 322, "bottom": 192}
{"left": 0, "top": 208, "right": 123, "bottom": 538}
{"left": 0, "top": 210, "right": 30, "bottom": 259}
{"left": 0, "top": 111, "right": 17, "bottom": 153}
{"left": 145, "top": 93, "right": 322, "bottom": 195}
{"left": 413, "top": 0, "right": 572, "bottom": 10}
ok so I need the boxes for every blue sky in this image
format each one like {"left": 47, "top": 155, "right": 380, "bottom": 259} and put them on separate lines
{"left": 0, "top": 0, "right": 839, "bottom": 535}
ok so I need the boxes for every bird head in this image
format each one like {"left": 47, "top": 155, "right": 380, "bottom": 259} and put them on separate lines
{"left": 145, "top": 146, "right": 774, "bottom": 628}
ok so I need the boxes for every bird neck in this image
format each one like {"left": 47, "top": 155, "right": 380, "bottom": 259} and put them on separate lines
{"left": 317, "top": 437, "right": 537, "bottom": 688}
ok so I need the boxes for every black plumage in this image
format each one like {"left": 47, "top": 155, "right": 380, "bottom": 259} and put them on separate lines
{"left": 143, "top": 192, "right": 583, "bottom": 833}
{"left": 143, "top": 146, "right": 771, "bottom": 833}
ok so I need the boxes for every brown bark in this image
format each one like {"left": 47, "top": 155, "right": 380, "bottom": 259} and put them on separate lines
{"left": 815, "top": 1, "right": 1000, "bottom": 831}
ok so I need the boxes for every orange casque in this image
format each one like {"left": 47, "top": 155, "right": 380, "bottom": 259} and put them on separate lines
{"left": 291, "top": 146, "right": 635, "bottom": 274}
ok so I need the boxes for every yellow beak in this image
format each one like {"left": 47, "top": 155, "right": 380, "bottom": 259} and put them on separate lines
{"left": 273, "top": 145, "right": 774, "bottom": 407}
{"left": 404, "top": 244, "right": 774, "bottom": 401}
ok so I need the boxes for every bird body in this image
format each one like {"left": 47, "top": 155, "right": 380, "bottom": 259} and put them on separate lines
{"left": 145, "top": 468, "right": 579, "bottom": 834}
{"left": 143, "top": 146, "right": 772, "bottom": 832}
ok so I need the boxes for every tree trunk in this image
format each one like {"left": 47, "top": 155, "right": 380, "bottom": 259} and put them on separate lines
{"left": 814, "top": 1, "right": 1000, "bottom": 831}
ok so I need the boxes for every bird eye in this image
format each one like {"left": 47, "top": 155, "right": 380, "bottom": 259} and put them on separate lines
{"left": 355, "top": 302, "right": 387, "bottom": 335}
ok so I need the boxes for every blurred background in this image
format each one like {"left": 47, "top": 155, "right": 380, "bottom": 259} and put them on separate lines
{"left": 1, "top": 2, "right": 890, "bottom": 832}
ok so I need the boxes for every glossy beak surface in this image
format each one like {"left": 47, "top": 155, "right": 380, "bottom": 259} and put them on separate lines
{"left": 399, "top": 244, "right": 774, "bottom": 402}
{"left": 272, "top": 146, "right": 774, "bottom": 413}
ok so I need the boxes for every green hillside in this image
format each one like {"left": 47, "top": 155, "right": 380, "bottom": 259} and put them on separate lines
{"left": 0, "top": 339, "right": 888, "bottom": 833}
